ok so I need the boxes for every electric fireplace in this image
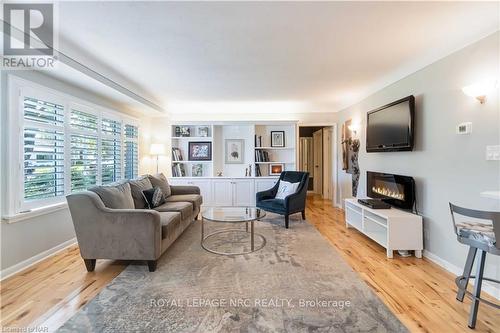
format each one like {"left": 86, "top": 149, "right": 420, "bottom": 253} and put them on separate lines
{"left": 366, "top": 171, "right": 415, "bottom": 210}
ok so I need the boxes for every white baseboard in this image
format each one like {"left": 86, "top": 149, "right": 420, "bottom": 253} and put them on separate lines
{"left": 423, "top": 250, "right": 500, "bottom": 300}
{"left": 0, "top": 238, "right": 77, "bottom": 281}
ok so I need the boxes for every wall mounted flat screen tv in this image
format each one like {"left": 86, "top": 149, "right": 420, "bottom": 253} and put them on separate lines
{"left": 366, "top": 95, "right": 415, "bottom": 152}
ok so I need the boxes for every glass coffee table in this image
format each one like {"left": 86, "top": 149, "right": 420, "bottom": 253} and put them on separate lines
{"left": 201, "top": 207, "right": 266, "bottom": 255}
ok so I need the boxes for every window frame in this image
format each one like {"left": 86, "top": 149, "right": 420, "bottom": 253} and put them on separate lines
{"left": 124, "top": 123, "right": 139, "bottom": 180}
{"left": 5, "top": 75, "right": 140, "bottom": 216}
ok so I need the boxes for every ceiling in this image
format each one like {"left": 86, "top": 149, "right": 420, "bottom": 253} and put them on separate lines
{"left": 52, "top": 1, "right": 499, "bottom": 115}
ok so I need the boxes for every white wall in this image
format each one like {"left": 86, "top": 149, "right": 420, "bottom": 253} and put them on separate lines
{"left": 138, "top": 116, "right": 171, "bottom": 176}
{"left": 0, "top": 71, "right": 141, "bottom": 274}
{"left": 336, "top": 32, "right": 500, "bottom": 295}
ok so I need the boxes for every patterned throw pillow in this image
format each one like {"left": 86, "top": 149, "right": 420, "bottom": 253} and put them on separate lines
{"left": 274, "top": 180, "right": 300, "bottom": 200}
{"left": 142, "top": 187, "right": 166, "bottom": 209}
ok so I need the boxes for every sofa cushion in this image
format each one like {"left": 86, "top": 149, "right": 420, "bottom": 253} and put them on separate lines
{"left": 154, "top": 201, "right": 194, "bottom": 220}
{"left": 148, "top": 173, "right": 172, "bottom": 198}
{"left": 159, "top": 211, "right": 181, "bottom": 240}
{"left": 89, "top": 181, "right": 134, "bottom": 209}
{"left": 128, "top": 176, "right": 153, "bottom": 209}
{"left": 257, "top": 198, "right": 285, "bottom": 213}
{"left": 142, "top": 187, "right": 166, "bottom": 209}
{"left": 166, "top": 194, "right": 202, "bottom": 210}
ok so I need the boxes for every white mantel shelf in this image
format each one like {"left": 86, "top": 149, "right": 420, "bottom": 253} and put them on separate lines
{"left": 255, "top": 147, "right": 295, "bottom": 150}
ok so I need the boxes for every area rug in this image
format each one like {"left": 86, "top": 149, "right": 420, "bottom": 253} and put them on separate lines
{"left": 57, "top": 214, "right": 407, "bottom": 332}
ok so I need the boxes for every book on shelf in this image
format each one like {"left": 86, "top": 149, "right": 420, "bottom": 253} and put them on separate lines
{"left": 254, "top": 135, "right": 262, "bottom": 148}
{"left": 255, "top": 149, "right": 270, "bottom": 162}
{"left": 172, "top": 163, "right": 186, "bottom": 177}
{"left": 255, "top": 164, "right": 262, "bottom": 177}
{"left": 172, "top": 148, "right": 183, "bottom": 161}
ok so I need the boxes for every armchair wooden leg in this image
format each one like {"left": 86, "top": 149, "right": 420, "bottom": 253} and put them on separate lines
{"left": 285, "top": 215, "right": 289, "bottom": 229}
{"left": 147, "top": 260, "right": 157, "bottom": 272}
{"left": 83, "top": 259, "right": 96, "bottom": 272}
{"left": 301, "top": 210, "right": 306, "bottom": 220}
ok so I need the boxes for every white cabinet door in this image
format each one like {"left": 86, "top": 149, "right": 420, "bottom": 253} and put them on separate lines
{"left": 233, "top": 179, "right": 255, "bottom": 206}
{"left": 186, "top": 179, "right": 212, "bottom": 206}
{"left": 212, "top": 179, "right": 233, "bottom": 206}
{"left": 255, "top": 178, "right": 279, "bottom": 193}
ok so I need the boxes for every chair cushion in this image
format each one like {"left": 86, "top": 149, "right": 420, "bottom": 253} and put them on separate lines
{"left": 457, "top": 222, "right": 496, "bottom": 246}
{"left": 274, "top": 180, "right": 300, "bottom": 200}
{"left": 89, "top": 181, "right": 134, "bottom": 209}
{"left": 166, "top": 194, "right": 202, "bottom": 210}
{"left": 142, "top": 187, "right": 166, "bottom": 209}
{"left": 148, "top": 173, "right": 172, "bottom": 198}
{"left": 154, "top": 201, "right": 194, "bottom": 220}
{"left": 128, "top": 176, "right": 153, "bottom": 209}
{"left": 257, "top": 198, "right": 285, "bottom": 213}
{"left": 159, "top": 212, "right": 181, "bottom": 240}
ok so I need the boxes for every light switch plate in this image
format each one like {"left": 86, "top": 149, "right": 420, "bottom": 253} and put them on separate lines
{"left": 486, "top": 145, "right": 500, "bottom": 161}
{"left": 456, "top": 122, "right": 472, "bottom": 135}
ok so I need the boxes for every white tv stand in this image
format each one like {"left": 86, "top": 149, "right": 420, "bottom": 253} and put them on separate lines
{"left": 344, "top": 198, "right": 423, "bottom": 258}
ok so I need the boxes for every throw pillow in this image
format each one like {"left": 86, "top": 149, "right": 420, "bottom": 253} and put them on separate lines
{"left": 89, "top": 182, "right": 134, "bottom": 209}
{"left": 128, "top": 176, "right": 153, "bottom": 209}
{"left": 274, "top": 180, "right": 300, "bottom": 200}
{"left": 148, "top": 173, "right": 172, "bottom": 198}
{"left": 142, "top": 187, "right": 166, "bottom": 209}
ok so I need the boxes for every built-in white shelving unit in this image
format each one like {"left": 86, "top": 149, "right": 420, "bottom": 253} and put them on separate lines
{"left": 169, "top": 122, "right": 297, "bottom": 206}
{"left": 171, "top": 124, "right": 214, "bottom": 177}
{"left": 254, "top": 124, "right": 296, "bottom": 177}
{"left": 170, "top": 122, "right": 296, "bottom": 178}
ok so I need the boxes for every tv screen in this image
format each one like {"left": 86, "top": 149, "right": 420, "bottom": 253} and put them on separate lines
{"left": 366, "top": 95, "right": 414, "bottom": 152}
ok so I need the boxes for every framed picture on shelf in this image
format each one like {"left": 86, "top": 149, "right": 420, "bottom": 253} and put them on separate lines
{"left": 271, "top": 131, "right": 285, "bottom": 147}
{"left": 175, "top": 126, "right": 191, "bottom": 137}
{"left": 197, "top": 126, "right": 210, "bottom": 137}
{"left": 225, "top": 139, "right": 244, "bottom": 164}
{"left": 192, "top": 164, "right": 203, "bottom": 177}
{"left": 188, "top": 141, "right": 212, "bottom": 161}
{"left": 269, "top": 163, "right": 284, "bottom": 175}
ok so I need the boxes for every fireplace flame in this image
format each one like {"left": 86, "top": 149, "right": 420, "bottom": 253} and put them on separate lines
{"left": 372, "top": 186, "right": 404, "bottom": 200}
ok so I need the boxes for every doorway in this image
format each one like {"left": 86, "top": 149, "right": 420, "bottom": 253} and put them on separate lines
{"left": 298, "top": 126, "right": 335, "bottom": 202}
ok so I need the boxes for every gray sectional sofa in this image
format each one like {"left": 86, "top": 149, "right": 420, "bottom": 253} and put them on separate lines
{"left": 66, "top": 173, "right": 202, "bottom": 272}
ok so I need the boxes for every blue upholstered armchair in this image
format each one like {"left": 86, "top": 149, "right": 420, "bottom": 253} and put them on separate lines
{"left": 256, "top": 171, "right": 309, "bottom": 228}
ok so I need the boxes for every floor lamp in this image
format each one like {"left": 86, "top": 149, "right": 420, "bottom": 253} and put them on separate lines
{"left": 149, "top": 143, "right": 166, "bottom": 174}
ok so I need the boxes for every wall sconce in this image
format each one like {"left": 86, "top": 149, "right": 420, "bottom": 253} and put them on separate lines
{"left": 462, "top": 79, "right": 497, "bottom": 104}
{"left": 348, "top": 122, "right": 360, "bottom": 136}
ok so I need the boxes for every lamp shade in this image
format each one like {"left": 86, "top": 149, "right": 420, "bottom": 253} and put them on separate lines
{"left": 149, "top": 143, "right": 166, "bottom": 155}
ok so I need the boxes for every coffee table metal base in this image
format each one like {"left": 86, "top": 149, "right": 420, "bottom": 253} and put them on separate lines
{"left": 201, "top": 220, "right": 266, "bottom": 256}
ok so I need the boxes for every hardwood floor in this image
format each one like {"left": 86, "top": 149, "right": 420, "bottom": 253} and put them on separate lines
{"left": 1, "top": 195, "right": 499, "bottom": 332}
{"left": 306, "top": 195, "right": 500, "bottom": 333}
